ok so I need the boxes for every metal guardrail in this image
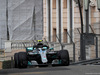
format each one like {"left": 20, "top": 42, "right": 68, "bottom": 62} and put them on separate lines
{"left": 71, "top": 58, "right": 100, "bottom": 65}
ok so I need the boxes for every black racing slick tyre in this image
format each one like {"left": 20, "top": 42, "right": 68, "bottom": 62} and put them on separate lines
{"left": 14, "top": 53, "right": 19, "bottom": 68}
{"left": 59, "top": 50, "right": 70, "bottom": 66}
{"left": 18, "top": 52, "right": 28, "bottom": 68}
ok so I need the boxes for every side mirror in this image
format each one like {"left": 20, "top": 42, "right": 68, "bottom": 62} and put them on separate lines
{"left": 43, "top": 47, "right": 48, "bottom": 49}
{"left": 33, "top": 48, "right": 36, "bottom": 50}
{"left": 26, "top": 47, "right": 33, "bottom": 52}
{"left": 84, "top": 0, "right": 89, "bottom": 11}
{"left": 97, "top": 0, "right": 100, "bottom": 10}
{"left": 50, "top": 48, "right": 54, "bottom": 50}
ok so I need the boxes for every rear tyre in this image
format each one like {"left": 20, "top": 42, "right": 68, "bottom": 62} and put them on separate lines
{"left": 18, "top": 52, "right": 28, "bottom": 68}
{"left": 59, "top": 50, "right": 70, "bottom": 66}
{"left": 14, "top": 53, "right": 19, "bottom": 68}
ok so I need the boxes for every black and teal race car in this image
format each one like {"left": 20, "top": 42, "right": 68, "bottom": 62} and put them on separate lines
{"left": 14, "top": 41, "right": 70, "bottom": 68}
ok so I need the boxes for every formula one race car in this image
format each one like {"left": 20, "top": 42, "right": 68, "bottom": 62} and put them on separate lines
{"left": 14, "top": 40, "right": 70, "bottom": 68}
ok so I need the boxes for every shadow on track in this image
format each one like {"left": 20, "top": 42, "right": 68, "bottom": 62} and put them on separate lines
{"left": 0, "top": 66, "right": 70, "bottom": 75}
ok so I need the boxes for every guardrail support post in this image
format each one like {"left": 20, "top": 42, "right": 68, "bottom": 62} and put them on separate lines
{"left": 73, "top": 43, "right": 75, "bottom": 62}
{"left": 96, "top": 37, "right": 98, "bottom": 58}
{"left": 11, "top": 57, "right": 14, "bottom": 68}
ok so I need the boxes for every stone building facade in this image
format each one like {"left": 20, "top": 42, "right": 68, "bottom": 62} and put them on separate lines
{"left": 43, "top": 0, "right": 100, "bottom": 60}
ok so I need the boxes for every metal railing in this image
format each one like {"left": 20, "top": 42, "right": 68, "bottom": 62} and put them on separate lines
{"left": 71, "top": 58, "right": 100, "bottom": 65}
{"left": 11, "top": 40, "right": 34, "bottom": 50}
{"left": 44, "top": 31, "right": 76, "bottom": 62}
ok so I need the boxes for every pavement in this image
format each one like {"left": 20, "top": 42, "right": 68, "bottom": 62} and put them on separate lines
{"left": 0, "top": 65, "right": 100, "bottom": 75}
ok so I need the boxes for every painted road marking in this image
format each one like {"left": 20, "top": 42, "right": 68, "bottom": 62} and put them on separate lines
{"left": 85, "top": 73, "right": 100, "bottom": 75}
{"left": 8, "top": 72, "right": 47, "bottom": 75}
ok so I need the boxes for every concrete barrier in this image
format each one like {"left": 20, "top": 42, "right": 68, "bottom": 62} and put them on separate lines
{"left": 5, "top": 41, "right": 11, "bottom": 52}
{"left": 0, "top": 60, "right": 3, "bottom": 69}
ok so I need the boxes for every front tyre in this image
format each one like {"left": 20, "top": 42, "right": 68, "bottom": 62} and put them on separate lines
{"left": 18, "top": 52, "right": 28, "bottom": 68}
{"left": 59, "top": 50, "right": 70, "bottom": 66}
{"left": 14, "top": 53, "right": 19, "bottom": 68}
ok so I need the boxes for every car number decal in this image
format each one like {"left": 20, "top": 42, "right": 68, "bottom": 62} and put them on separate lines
{"left": 39, "top": 49, "right": 48, "bottom": 63}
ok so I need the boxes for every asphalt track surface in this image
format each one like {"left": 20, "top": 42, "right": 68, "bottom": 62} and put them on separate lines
{"left": 0, "top": 65, "right": 100, "bottom": 75}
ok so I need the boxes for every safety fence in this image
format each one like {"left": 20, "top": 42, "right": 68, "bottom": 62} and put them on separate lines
{"left": 11, "top": 40, "right": 34, "bottom": 50}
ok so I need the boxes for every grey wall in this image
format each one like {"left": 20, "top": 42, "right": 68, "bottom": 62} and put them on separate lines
{"left": 0, "top": 0, "right": 7, "bottom": 48}
{"left": 0, "top": 0, "right": 43, "bottom": 48}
